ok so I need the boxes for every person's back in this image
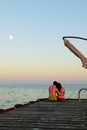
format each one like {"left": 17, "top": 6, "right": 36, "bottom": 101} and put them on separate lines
{"left": 49, "top": 81, "right": 58, "bottom": 101}
{"left": 56, "top": 83, "right": 65, "bottom": 101}
{"left": 57, "top": 87, "right": 65, "bottom": 101}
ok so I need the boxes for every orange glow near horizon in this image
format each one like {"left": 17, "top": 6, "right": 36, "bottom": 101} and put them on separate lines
{"left": 0, "top": 62, "right": 87, "bottom": 83}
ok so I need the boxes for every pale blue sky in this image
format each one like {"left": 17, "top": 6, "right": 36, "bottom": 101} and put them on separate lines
{"left": 0, "top": 0, "right": 87, "bottom": 84}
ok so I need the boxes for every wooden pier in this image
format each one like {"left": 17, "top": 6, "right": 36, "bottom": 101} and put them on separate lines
{"left": 0, "top": 99, "right": 87, "bottom": 130}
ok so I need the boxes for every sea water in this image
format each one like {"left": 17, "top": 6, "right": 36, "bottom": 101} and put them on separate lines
{"left": 0, "top": 83, "right": 87, "bottom": 109}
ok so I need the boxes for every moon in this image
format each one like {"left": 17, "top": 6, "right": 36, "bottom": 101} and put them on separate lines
{"left": 9, "top": 35, "right": 14, "bottom": 40}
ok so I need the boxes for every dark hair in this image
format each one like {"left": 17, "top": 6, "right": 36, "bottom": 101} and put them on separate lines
{"left": 53, "top": 81, "right": 58, "bottom": 86}
{"left": 56, "top": 82, "right": 62, "bottom": 91}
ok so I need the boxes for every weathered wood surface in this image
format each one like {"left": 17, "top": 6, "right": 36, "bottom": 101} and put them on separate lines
{"left": 0, "top": 99, "right": 87, "bottom": 130}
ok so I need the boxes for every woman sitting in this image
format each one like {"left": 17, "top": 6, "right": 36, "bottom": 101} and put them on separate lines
{"left": 56, "top": 82, "right": 65, "bottom": 101}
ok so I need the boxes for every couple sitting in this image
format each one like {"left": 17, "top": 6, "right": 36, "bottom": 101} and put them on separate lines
{"left": 49, "top": 81, "right": 65, "bottom": 101}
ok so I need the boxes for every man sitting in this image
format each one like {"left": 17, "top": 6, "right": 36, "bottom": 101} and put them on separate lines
{"left": 48, "top": 81, "right": 58, "bottom": 101}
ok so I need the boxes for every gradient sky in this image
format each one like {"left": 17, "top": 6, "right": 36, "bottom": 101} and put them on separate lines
{"left": 0, "top": 0, "right": 87, "bottom": 84}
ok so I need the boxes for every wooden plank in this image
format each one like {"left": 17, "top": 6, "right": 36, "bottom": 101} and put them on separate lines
{"left": 0, "top": 99, "right": 87, "bottom": 130}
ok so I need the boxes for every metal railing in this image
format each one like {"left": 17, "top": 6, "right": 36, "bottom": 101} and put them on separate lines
{"left": 78, "top": 88, "right": 87, "bottom": 101}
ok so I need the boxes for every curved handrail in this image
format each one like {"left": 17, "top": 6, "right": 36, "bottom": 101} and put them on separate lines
{"left": 78, "top": 88, "right": 87, "bottom": 101}
{"left": 63, "top": 36, "right": 87, "bottom": 41}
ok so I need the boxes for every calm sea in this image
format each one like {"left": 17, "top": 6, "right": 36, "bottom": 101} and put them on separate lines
{"left": 0, "top": 83, "right": 87, "bottom": 109}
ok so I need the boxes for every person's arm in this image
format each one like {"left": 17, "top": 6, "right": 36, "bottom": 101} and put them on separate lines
{"left": 57, "top": 88, "right": 65, "bottom": 96}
